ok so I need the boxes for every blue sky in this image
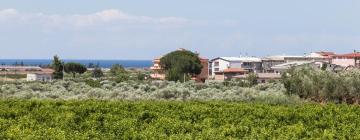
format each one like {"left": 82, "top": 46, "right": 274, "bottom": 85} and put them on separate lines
{"left": 0, "top": 0, "right": 359, "bottom": 59}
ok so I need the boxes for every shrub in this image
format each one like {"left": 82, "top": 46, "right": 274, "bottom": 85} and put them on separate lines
{"left": 282, "top": 67, "right": 360, "bottom": 104}
{"left": 85, "top": 79, "right": 101, "bottom": 88}
{"left": 0, "top": 80, "right": 298, "bottom": 103}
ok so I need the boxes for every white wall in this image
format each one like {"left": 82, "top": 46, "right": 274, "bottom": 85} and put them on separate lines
{"left": 27, "top": 74, "right": 53, "bottom": 82}
{"left": 229, "top": 62, "right": 243, "bottom": 68}
{"left": 211, "top": 59, "right": 230, "bottom": 76}
{"left": 26, "top": 74, "right": 37, "bottom": 81}
{"left": 332, "top": 58, "right": 355, "bottom": 67}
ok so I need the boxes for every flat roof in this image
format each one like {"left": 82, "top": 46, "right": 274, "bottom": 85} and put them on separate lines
{"left": 212, "top": 57, "right": 262, "bottom": 62}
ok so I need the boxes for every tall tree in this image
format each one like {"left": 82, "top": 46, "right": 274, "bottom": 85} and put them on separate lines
{"left": 64, "top": 62, "right": 87, "bottom": 78}
{"left": 51, "top": 55, "right": 64, "bottom": 79}
{"left": 160, "top": 49, "right": 202, "bottom": 82}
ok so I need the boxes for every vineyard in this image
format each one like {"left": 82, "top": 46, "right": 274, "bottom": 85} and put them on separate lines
{"left": 1, "top": 100, "right": 360, "bottom": 139}
{"left": 2, "top": 67, "right": 360, "bottom": 139}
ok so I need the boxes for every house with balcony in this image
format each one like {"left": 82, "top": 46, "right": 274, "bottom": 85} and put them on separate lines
{"left": 210, "top": 57, "right": 262, "bottom": 80}
{"left": 332, "top": 52, "right": 360, "bottom": 67}
{"left": 213, "top": 68, "right": 248, "bottom": 80}
{"left": 150, "top": 57, "right": 166, "bottom": 80}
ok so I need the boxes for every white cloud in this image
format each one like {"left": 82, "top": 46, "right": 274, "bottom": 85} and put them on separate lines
{"left": 0, "top": 8, "right": 19, "bottom": 21}
{"left": 0, "top": 9, "right": 188, "bottom": 27}
{"left": 0, "top": 8, "right": 17, "bottom": 16}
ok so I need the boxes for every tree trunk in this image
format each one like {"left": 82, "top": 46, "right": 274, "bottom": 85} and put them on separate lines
{"left": 72, "top": 73, "right": 76, "bottom": 78}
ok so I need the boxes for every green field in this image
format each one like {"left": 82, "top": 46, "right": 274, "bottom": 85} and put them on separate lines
{"left": 1, "top": 100, "right": 359, "bottom": 139}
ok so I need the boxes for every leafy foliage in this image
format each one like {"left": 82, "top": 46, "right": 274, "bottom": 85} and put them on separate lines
{"left": 110, "top": 64, "right": 126, "bottom": 76}
{"left": 0, "top": 80, "right": 297, "bottom": 104}
{"left": 92, "top": 67, "right": 104, "bottom": 78}
{"left": 85, "top": 79, "right": 101, "bottom": 88}
{"left": 160, "top": 50, "right": 202, "bottom": 82}
{"left": 64, "top": 62, "right": 87, "bottom": 78}
{"left": 51, "top": 55, "right": 64, "bottom": 79}
{"left": 246, "top": 73, "right": 258, "bottom": 86}
{"left": 136, "top": 72, "right": 147, "bottom": 81}
{"left": 0, "top": 100, "right": 360, "bottom": 139}
{"left": 282, "top": 67, "right": 360, "bottom": 104}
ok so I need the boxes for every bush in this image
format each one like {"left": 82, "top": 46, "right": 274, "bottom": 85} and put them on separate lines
{"left": 85, "top": 79, "right": 101, "bottom": 88}
{"left": 92, "top": 67, "right": 104, "bottom": 78}
{"left": 0, "top": 79, "right": 298, "bottom": 103}
{"left": 114, "top": 73, "right": 130, "bottom": 83}
{"left": 282, "top": 67, "right": 360, "bottom": 104}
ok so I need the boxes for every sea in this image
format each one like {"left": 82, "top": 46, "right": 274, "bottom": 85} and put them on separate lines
{"left": 0, "top": 59, "right": 152, "bottom": 68}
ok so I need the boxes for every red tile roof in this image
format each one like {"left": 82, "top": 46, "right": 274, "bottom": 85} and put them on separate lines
{"left": 334, "top": 52, "right": 360, "bottom": 58}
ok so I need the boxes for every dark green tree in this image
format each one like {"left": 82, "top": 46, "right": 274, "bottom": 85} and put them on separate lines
{"left": 51, "top": 55, "right": 64, "bottom": 79}
{"left": 92, "top": 66, "right": 104, "bottom": 78}
{"left": 110, "top": 64, "right": 126, "bottom": 76}
{"left": 321, "top": 63, "right": 328, "bottom": 71}
{"left": 136, "top": 72, "right": 147, "bottom": 81}
{"left": 64, "top": 62, "right": 87, "bottom": 78}
{"left": 160, "top": 49, "right": 202, "bottom": 82}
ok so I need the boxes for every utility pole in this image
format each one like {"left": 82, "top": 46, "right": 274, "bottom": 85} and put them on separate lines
{"left": 62, "top": 62, "right": 65, "bottom": 81}
{"left": 183, "top": 73, "right": 185, "bottom": 83}
{"left": 4, "top": 69, "right": 7, "bottom": 82}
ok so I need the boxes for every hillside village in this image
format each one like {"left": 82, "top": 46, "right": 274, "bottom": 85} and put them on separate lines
{"left": 151, "top": 48, "right": 360, "bottom": 83}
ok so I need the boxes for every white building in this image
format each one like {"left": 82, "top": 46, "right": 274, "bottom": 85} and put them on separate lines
{"left": 210, "top": 57, "right": 262, "bottom": 77}
{"left": 271, "top": 61, "right": 332, "bottom": 74}
{"left": 26, "top": 73, "right": 53, "bottom": 82}
{"left": 262, "top": 52, "right": 333, "bottom": 73}
{"left": 271, "top": 61, "right": 313, "bottom": 73}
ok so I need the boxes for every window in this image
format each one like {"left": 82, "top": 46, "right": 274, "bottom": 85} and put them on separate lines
{"left": 243, "top": 62, "right": 251, "bottom": 66}
{"left": 214, "top": 68, "right": 219, "bottom": 71}
{"left": 214, "top": 61, "right": 219, "bottom": 66}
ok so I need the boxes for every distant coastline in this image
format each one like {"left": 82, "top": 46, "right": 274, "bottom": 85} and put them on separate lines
{"left": 0, "top": 59, "right": 152, "bottom": 68}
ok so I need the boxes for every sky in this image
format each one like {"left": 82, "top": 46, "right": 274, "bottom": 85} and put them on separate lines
{"left": 0, "top": 0, "right": 360, "bottom": 60}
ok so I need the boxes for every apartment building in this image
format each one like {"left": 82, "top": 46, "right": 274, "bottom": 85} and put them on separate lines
{"left": 210, "top": 57, "right": 262, "bottom": 79}
{"left": 262, "top": 52, "right": 333, "bottom": 72}
{"left": 332, "top": 52, "right": 360, "bottom": 67}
